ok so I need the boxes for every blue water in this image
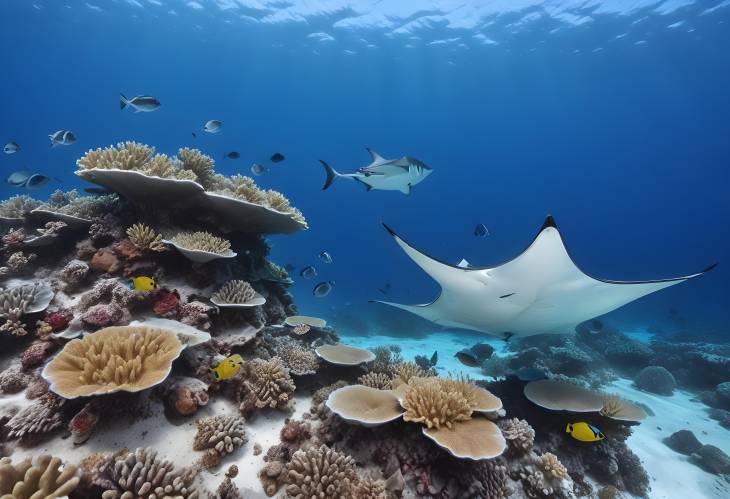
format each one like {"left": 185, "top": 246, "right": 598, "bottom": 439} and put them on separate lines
{"left": 1, "top": 0, "right": 729, "bottom": 338}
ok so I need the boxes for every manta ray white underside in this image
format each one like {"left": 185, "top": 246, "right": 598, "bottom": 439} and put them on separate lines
{"left": 374, "top": 216, "right": 716, "bottom": 338}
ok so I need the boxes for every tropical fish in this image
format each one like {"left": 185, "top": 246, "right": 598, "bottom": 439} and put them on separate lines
{"left": 24, "top": 174, "right": 52, "bottom": 189}
{"left": 251, "top": 163, "right": 267, "bottom": 176}
{"left": 566, "top": 422, "right": 605, "bottom": 442}
{"left": 510, "top": 367, "right": 549, "bottom": 382}
{"left": 313, "top": 281, "right": 335, "bottom": 298}
{"left": 128, "top": 276, "right": 157, "bottom": 292}
{"left": 225, "top": 151, "right": 240, "bottom": 159}
{"left": 320, "top": 148, "right": 432, "bottom": 195}
{"left": 6, "top": 170, "right": 31, "bottom": 187}
{"left": 119, "top": 94, "right": 161, "bottom": 112}
{"left": 270, "top": 152, "right": 285, "bottom": 163}
{"left": 300, "top": 266, "right": 317, "bottom": 279}
{"left": 3, "top": 142, "right": 20, "bottom": 154}
{"left": 455, "top": 349, "right": 480, "bottom": 367}
{"left": 203, "top": 120, "right": 222, "bottom": 133}
{"left": 211, "top": 354, "right": 244, "bottom": 381}
{"left": 49, "top": 130, "right": 76, "bottom": 147}
{"left": 318, "top": 251, "right": 333, "bottom": 264}
{"left": 474, "top": 223, "right": 489, "bottom": 237}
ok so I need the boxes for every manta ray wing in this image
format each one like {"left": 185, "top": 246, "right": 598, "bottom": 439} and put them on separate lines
{"left": 375, "top": 217, "right": 716, "bottom": 338}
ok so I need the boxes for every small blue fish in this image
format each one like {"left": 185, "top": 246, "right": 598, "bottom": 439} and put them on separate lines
{"left": 313, "top": 281, "right": 335, "bottom": 298}
{"left": 203, "top": 120, "right": 222, "bottom": 133}
{"left": 120, "top": 94, "right": 161, "bottom": 112}
{"left": 318, "top": 251, "right": 333, "bottom": 264}
{"left": 3, "top": 142, "right": 20, "bottom": 154}
{"left": 251, "top": 163, "right": 267, "bottom": 176}
{"left": 49, "top": 130, "right": 76, "bottom": 147}
{"left": 300, "top": 266, "right": 317, "bottom": 279}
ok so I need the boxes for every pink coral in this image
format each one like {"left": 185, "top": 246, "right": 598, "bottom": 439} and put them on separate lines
{"left": 21, "top": 341, "right": 55, "bottom": 369}
{"left": 45, "top": 310, "right": 73, "bottom": 331}
{"left": 152, "top": 289, "right": 180, "bottom": 316}
{"left": 81, "top": 303, "right": 128, "bottom": 328}
{"left": 179, "top": 300, "right": 214, "bottom": 330}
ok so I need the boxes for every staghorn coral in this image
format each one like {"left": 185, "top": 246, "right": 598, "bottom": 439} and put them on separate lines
{"left": 211, "top": 280, "right": 257, "bottom": 304}
{"left": 278, "top": 344, "right": 319, "bottom": 376}
{"left": 500, "top": 418, "right": 535, "bottom": 452}
{"left": 285, "top": 444, "right": 356, "bottom": 499}
{"left": 213, "top": 174, "right": 268, "bottom": 205}
{"left": 194, "top": 415, "right": 247, "bottom": 469}
{"left": 358, "top": 372, "right": 392, "bottom": 390}
{"left": 402, "top": 377, "right": 472, "bottom": 429}
{"left": 143, "top": 154, "right": 197, "bottom": 181}
{"left": 126, "top": 223, "right": 166, "bottom": 252}
{"left": 42, "top": 325, "right": 184, "bottom": 398}
{"left": 0, "top": 195, "right": 42, "bottom": 219}
{"left": 169, "top": 231, "right": 231, "bottom": 254}
{"left": 391, "top": 361, "right": 427, "bottom": 386}
{"left": 539, "top": 452, "right": 568, "bottom": 479}
{"left": 100, "top": 447, "right": 198, "bottom": 499}
{"left": 0, "top": 454, "right": 79, "bottom": 498}
{"left": 238, "top": 357, "right": 296, "bottom": 414}
{"left": 178, "top": 148, "right": 215, "bottom": 188}
{"left": 6, "top": 393, "right": 65, "bottom": 441}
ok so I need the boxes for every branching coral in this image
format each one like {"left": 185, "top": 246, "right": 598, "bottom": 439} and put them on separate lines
{"left": 211, "top": 280, "right": 257, "bottom": 304}
{"left": 0, "top": 283, "right": 54, "bottom": 322}
{"left": 178, "top": 148, "right": 215, "bottom": 188}
{"left": 238, "top": 357, "right": 296, "bottom": 413}
{"left": 358, "top": 372, "right": 392, "bottom": 390}
{"left": 278, "top": 345, "right": 319, "bottom": 376}
{"left": 353, "top": 477, "right": 387, "bottom": 499}
{"left": 126, "top": 223, "right": 166, "bottom": 252}
{"left": 37, "top": 189, "right": 118, "bottom": 220}
{"left": 99, "top": 447, "right": 198, "bottom": 499}
{"left": 41, "top": 325, "right": 185, "bottom": 398}
{"left": 499, "top": 418, "right": 535, "bottom": 452}
{"left": 6, "top": 393, "right": 65, "bottom": 441}
{"left": 77, "top": 141, "right": 153, "bottom": 171}
{"left": 0, "top": 195, "right": 42, "bottom": 219}
{"left": 285, "top": 445, "right": 356, "bottom": 499}
{"left": 0, "top": 455, "right": 80, "bottom": 498}
{"left": 459, "top": 460, "right": 511, "bottom": 499}
{"left": 169, "top": 231, "right": 232, "bottom": 254}
{"left": 194, "top": 415, "right": 247, "bottom": 468}
{"left": 392, "top": 361, "right": 427, "bottom": 386}
{"left": 402, "top": 377, "right": 472, "bottom": 430}
{"left": 538, "top": 452, "right": 567, "bottom": 479}
{"left": 370, "top": 345, "right": 403, "bottom": 375}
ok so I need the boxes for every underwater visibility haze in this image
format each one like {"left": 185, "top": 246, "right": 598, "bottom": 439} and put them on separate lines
{"left": 0, "top": 1, "right": 729, "bottom": 498}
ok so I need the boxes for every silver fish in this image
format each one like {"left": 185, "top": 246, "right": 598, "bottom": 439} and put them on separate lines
{"left": 24, "top": 174, "right": 50, "bottom": 189}
{"left": 49, "top": 130, "right": 76, "bottom": 147}
{"left": 6, "top": 170, "right": 31, "bottom": 187}
{"left": 3, "top": 142, "right": 20, "bottom": 154}
{"left": 120, "top": 93, "right": 161, "bottom": 112}
{"left": 251, "top": 163, "right": 267, "bottom": 176}
{"left": 313, "top": 281, "right": 335, "bottom": 298}
{"left": 203, "top": 120, "right": 222, "bottom": 133}
{"left": 300, "top": 266, "right": 317, "bottom": 279}
{"left": 318, "top": 251, "right": 333, "bottom": 264}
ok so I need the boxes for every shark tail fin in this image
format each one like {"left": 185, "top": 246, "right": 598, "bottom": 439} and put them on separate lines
{"left": 320, "top": 160, "right": 339, "bottom": 190}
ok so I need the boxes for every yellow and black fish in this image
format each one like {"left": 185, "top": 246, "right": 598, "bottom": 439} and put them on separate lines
{"left": 128, "top": 276, "right": 156, "bottom": 292}
{"left": 211, "top": 354, "right": 244, "bottom": 381}
{"left": 566, "top": 422, "right": 605, "bottom": 442}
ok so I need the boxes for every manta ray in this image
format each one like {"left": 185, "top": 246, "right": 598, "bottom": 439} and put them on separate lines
{"left": 374, "top": 216, "right": 716, "bottom": 339}
{"left": 320, "top": 148, "right": 432, "bottom": 194}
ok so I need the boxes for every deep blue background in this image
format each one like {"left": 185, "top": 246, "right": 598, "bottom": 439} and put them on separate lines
{"left": 2, "top": 1, "right": 728, "bottom": 338}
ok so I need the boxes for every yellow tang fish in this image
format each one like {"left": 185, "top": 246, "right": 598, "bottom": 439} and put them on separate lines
{"left": 211, "top": 354, "right": 244, "bottom": 381}
{"left": 129, "top": 276, "right": 156, "bottom": 292}
{"left": 566, "top": 422, "right": 605, "bottom": 442}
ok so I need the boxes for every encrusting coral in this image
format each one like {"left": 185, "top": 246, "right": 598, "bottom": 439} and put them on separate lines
{"left": 99, "top": 447, "right": 199, "bottom": 499}
{"left": 194, "top": 415, "right": 248, "bottom": 468}
{"left": 126, "top": 223, "right": 166, "bottom": 252}
{"left": 41, "top": 325, "right": 185, "bottom": 398}
{"left": 285, "top": 444, "right": 356, "bottom": 499}
{"left": 169, "top": 231, "right": 232, "bottom": 254}
{"left": 237, "top": 357, "right": 296, "bottom": 414}
{"left": 211, "top": 280, "right": 257, "bottom": 304}
{"left": 0, "top": 454, "right": 80, "bottom": 498}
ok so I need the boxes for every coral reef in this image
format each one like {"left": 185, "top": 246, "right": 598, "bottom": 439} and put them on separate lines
{"left": 402, "top": 377, "right": 473, "bottom": 429}
{"left": 126, "top": 223, "right": 166, "bottom": 252}
{"left": 278, "top": 344, "right": 319, "bottom": 376}
{"left": 236, "top": 357, "right": 296, "bottom": 414}
{"left": 0, "top": 454, "right": 79, "bottom": 498}
{"left": 169, "top": 231, "right": 232, "bottom": 254}
{"left": 284, "top": 444, "right": 356, "bottom": 499}
{"left": 194, "top": 414, "right": 247, "bottom": 468}
{"left": 211, "top": 279, "right": 258, "bottom": 304}
{"left": 500, "top": 417, "right": 536, "bottom": 452}
{"left": 358, "top": 371, "right": 392, "bottom": 389}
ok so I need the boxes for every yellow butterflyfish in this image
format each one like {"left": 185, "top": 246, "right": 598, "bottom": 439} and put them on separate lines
{"left": 566, "top": 422, "right": 605, "bottom": 442}
{"left": 211, "top": 354, "right": 244, "bottom": 381}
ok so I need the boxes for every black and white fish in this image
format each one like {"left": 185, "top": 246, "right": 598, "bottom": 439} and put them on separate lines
{"left": 318, "top": 251, "right": 333, "bottom": 264}
{"left": 6, "top": 170, "right": 31, "bottom": 187}
{"left": 251, "top": 163, "right": 267, "bottom": 176}
{"left": 24, "top": 174, "right": 52, "bottom": 189}
{"left": 3, "top": 142, "right": 20, "bottom": 154}
{"left": 203, "top": 120, "right": 222, "bottom": 133}
{"left": 320, "top": 148, "right": 432, "bottom": 195}
{"left": 6, "top": 170, "right": 57, "bottom": 189}
{"left": 300, "top": 266, "right": 317, "bottom": 279}
{"left": 474, "top": 224, "right": 489, "bottom": 237}
{"left": 313, "top": 281, "right": 335, "bottom": 298}
{"left": 270, "top": 152, "right": 285, "bottom": 163}
{"left": 225, "top": 151, "right": 240, "bottom": 159}
{"left": 119, "top": 94, "right": 161, "bottom": 112}
{"left": 49, "top": 130, "right": 76, "bottom": 147}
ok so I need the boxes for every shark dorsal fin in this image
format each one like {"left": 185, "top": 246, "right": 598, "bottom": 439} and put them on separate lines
{"left": 366, "top": 147, "right": 386, "bottom": 163}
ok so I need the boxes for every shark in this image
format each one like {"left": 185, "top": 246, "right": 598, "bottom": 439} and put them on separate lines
{"left": 320, "top": 148, "right": 432, "bottom": 195}
{"left": 373, "top": 216, "right": 716, "bottom": 339}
